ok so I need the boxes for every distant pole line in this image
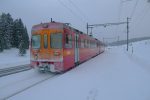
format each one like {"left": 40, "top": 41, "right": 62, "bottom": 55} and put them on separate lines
{"left": 87, "top": 18, "right": 130, "bottom": 51}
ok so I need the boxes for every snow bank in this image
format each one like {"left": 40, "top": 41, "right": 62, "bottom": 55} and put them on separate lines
{"left": 0, "top": 48, "right": 30, "bottom": 69}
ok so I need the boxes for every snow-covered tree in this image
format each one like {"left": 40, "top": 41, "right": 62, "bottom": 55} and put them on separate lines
{"left": 17, "top": 19, "right": 28, "bottom": 56}
{"left": 0, "top": 12, "right": 29, "bottom": 53}
{"left": 1, "top": 13, "right": 13, "bottom": 49}
{"left": 12, "top": 19, "right": 20, "bottom": 48}
{"left": 6, "top": 13, "right": 14, "bottom": 48}
{"left": 23, "top": 26, "right": 29, "bottom": 49}
{"left": 0, "top": 17, "right": 4, "bottom": 52}
{"left": 13, "top": 18, "right": 25, "bottom": 48}
{"left": 19, "top": 40, "right": 26, "bottom": 56}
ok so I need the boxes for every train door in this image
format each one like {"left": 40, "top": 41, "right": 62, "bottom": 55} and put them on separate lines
{"left": 41, "top": 32, "right": 49, "bottom": 60}
{"left": 74, "top": 33, "right": 79, "bottom": 65}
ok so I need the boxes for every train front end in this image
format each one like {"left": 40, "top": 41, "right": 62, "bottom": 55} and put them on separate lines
{"left": 30, "top": 22, "right": 64, "bottom": 73}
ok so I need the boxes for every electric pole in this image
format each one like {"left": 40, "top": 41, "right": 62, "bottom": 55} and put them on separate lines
{"left": 87, "top": 19, "right": 130, "bottom": 51}
{"left": 87, "top": 23, "right": 88, "bottom": 35}
{"left": 126, "top": 17, "right": 130, "bottom": 51}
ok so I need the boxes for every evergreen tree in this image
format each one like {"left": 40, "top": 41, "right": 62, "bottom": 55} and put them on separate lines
{"left": 0, "top": 12, "right": 29, "bottom": 53}
{"left": 0, "top": 16, "right": 4, "bottom": 52}
{"left": 13, "top": 19, "right": 25, "bottom": 48}
{"left": 12, "top": 19, "right": 19, "bottom": 48}
{"left": 0, "top": 13, "right": 7, "bottom": 50}
{"left": 1, "top": 13, "right": 13, "bottom": 49}
{"left": 23, "top": 26, "right": 29, "bottom": 49}
{"left": 19, "top": 40, "right": 26, "bottom": 56}
{"left": 17, "top": 19, "right": 28, "bottom": 56}
{"left": 6, "top": 13, "right": 14, "bottom": 48}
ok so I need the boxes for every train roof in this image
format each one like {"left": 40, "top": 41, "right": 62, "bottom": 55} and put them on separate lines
{"left": 32, "top": 22, "right": 100, "bottom": 41}
{"left": 32, "top": 22, "right": 64, "bottom": 30}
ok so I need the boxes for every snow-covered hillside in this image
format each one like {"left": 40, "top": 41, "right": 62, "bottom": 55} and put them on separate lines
{"left": 0, "top": 48, "right": 30, "bottom": 69}
{"left": 0, "top": 40, "right": 150, "bottom": 100}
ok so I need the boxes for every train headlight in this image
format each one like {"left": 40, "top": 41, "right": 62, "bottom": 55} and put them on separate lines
{"left": 34, "top": 54, "right": 38, "bottom": 60}
{"left": 54, "top": 51, "right": 61, "bottom": 56}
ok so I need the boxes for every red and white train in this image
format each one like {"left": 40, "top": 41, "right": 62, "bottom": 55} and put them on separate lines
{"left": 30, "top": 22, "right": 104, "bottom": 73}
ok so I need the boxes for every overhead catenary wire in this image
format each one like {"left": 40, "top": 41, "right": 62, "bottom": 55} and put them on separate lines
{"left": 130, "top": 1, "right": 150, "bottom": 32}
{"left": 57, "top": 0, "right": 86, "bottom": 24}
{"left": 118, "top": 0, "right": 132, "bottom": 21}
{"left": 118, "top": 0, "right": 124, "bottom": 21}
{"left": 130, "top": 0, "right": 139, "bottom": 18}
{"left": 137, "top": 6, "right": 150, "bottom": 24}
{"left": 67, "top": 0, "right": 89, "bottom": 22}
{"left": 116, "top": 0, "right": 125, "bottom": 40}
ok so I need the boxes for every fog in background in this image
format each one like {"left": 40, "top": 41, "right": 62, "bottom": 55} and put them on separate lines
{"left": 0, "top": 0, "right": 150, "bottom": 42}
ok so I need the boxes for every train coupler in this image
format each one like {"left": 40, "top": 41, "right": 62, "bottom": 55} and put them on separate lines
{"left": 38, "top": 63, "right": 56, "bottom": 73}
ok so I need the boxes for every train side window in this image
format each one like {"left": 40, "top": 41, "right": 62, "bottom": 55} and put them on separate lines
{"left": 81, "top": 39, "right": 84, "bottom": 48}
{"left": 65, "top": 34, "right": 72, "bottom": 48}
{"left": 66, "top": 34, "right": 69, "bottom": 44}
{"left": 78, "top": 37, "right": 81, "bottom": 48}
{"left": 84, "top": 40, "right": 86, "bottom": 48}
{"left": 85, "top": 40, "right": 88, "bottom": 48}
{"left": 44, "top": 34, "right": 48, "bottom": 48}
{"left": 87, "top": 40, "right": 89, "bottom": 48}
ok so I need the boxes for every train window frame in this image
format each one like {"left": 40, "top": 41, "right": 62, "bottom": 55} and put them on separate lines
{"left": 84, "top": 39, "right": 86, "bottom": 48}
{"left": 80, "top": 39, "right": 84, "bottom": 48}
{"left": 84, "top": 39, "right": 88, "bottom": 48}
{"left": 65, "top": 33, "right": 72, "bottom": 48}
{"left": 31, "top": 35, "right": 41, "bottom": 49}
{"left": 87, "top": 40, "right": 90, "bottom": 48}
{"left": 50, "top": 33, "right": 62, "bottom": 49}
{"left": 44, "top": 34, "right": 48, "bottom": 49}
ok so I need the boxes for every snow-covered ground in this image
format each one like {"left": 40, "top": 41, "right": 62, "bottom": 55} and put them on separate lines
{"left": 0, "top": 69, "right": 55, "bottom": 100}
{"left": 0, "top": 40, "right": 150, "bottom": 100}
{"left": 0, "top": 48, "right": 30, "bottom": 69}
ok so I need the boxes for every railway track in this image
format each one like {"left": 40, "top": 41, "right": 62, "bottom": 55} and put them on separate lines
{"left": 0, "top": 64, "right": 31, "bottom": 77}
{"left": 2, "top": 74, "right": 57, "bottom": 100}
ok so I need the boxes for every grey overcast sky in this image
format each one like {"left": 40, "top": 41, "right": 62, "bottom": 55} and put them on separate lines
{"left": 0, "top": 0, "right": 150, "bottom": 42}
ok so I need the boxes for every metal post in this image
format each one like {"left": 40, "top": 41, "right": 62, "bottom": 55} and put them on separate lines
{"left": 90, "top": 27, "right": 93, "bottom": 36}
{"left": 127, "top": 17, "right": 129, "bottom": 51}
{"left": 87, "top": 23, "right": 89, "bottom": 35}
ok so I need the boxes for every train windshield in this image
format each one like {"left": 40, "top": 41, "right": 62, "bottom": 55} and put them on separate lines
{"left": 32, "top": 35, "right": 41, "bottom": 49}
{"left": 50, "top": 33, "right": 62, "bottom": 49}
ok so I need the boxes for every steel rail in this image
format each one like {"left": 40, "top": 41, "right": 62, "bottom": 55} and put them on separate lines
{"left": 2, "top": 74, "right": 57, "bottom": 100}
{"left": 0, "top": 64, "right": 31, "bottom": 77}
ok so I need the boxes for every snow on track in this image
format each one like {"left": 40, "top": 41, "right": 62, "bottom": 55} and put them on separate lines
{"left": 0, "top": 69, "right": 56, "bottom": 100}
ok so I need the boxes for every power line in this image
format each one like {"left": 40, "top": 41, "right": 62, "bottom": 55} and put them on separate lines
{"left": 67, "top": 0, "right": 89, "bottom": 21}
{"left": 117, "top": 0, "right": 131, "bottom": 42}
{"left": 57, "top": 0, "right": 86, "bottom": 23}
{"left": 130, "top": 0, "right": 139, "bottom": 18}
{"left": 118, "top": 0, "right": 123, "bottom": 21}
{"left": 118, "top": 0, "right": 133, "bottom": 20}
{"left": 136, "top": 5, "right": 150, "bottom": 26}
{"left": 87, "top": 18, "right": 130, "bottom": 51}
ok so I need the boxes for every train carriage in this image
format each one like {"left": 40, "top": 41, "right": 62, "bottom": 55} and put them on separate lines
{"left": 31, "top": 22, "right": 104, "bottom": 73}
